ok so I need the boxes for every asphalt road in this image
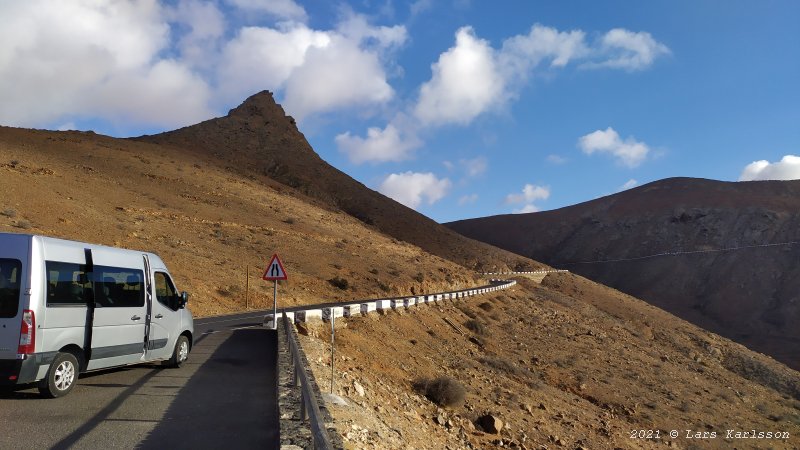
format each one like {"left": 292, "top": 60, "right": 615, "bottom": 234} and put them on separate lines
{"left": 0, "top": 316, "right": 280, "bottom": 450}
{"left": 0, "top": 280, "right": 511, "bottom": 449}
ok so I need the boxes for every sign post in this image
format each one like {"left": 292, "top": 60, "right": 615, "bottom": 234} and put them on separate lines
{"left": 330, "top": 313, "right": 335, "bottom": 394}
{"left": 262, "top": 254, "right": 288, "bottom": 329}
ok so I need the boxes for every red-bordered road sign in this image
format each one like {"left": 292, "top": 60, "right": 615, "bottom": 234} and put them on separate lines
{"left": 262, "top": 254, "right": 288, "bottom": 281}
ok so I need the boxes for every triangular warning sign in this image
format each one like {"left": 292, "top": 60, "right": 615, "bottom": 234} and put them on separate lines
{"left": 262, "top": 254, "right": 288, "bottom": 281}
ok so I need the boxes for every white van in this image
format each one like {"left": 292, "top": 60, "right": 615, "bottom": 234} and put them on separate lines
{"left": 0, "top": 233, "right": 194, "bottom": 397}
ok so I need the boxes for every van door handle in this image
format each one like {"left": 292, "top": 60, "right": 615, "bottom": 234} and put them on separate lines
{"left": 155, "top": 314, "right": 163, "bottom": 319}
{"left": 131, "top": 315, "right": 141, "bottom": 321}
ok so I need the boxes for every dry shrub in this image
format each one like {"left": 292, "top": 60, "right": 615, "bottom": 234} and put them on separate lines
{"left": 458, "top": 305, "right": 477, "bottom": 319}
{"left": 328, "top": 277, "right": 349, "bottom": 290}
{"left": 464, "top": 319, "right": 487, "bottom": 336}
{"left": 723, "top": 350, "right": 800, "bottom": 400}
{"left": 413, "top": 376, "right": 466, "bottom": 407}
{"left": 478, "top": 302, "right": 493, "bottom": 312}
{"left": 480, "top": 356, "right": 533, "bottom": 378}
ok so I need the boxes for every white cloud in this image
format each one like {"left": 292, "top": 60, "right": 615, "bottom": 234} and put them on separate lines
{"left": 378, "top": 172, "right": 452, "bottom": 209}
{"left": 513, "top": 204, "right": 540, "bottom": 214}
{"left": 461, "top": 157, "right": 488, "bottom": 177}
{"left": 219, "top": 18, "right": 406, "bottom": 120}
{"left": 739, "top": 155, "right": 800, "bottom": 181}
{"left": 335, "top": 121, "right": 420, "bottom": 164}
{"left": 587, "top": 29, "right": 670, "bottom": 71}
{"left": 89, "top": 59, "right": 213, "bottom": 127}
{"left": 281, "top": 34, "right": 396, "bottom": 120}
{"left": 166, "top": 0, "right": 227, "bottom": 69}
{"left": 0, "top": 0, "right": 214, "bottom": 129}
{"left": 498, "top": 24, "right": 588, "bottom": 83}
{"left": 342, "top": 24, "right": 666, "bottom": 164}
{"left": 546, "top": 154, "right": 567, "bottom": 164}
{"left": 505, "top": 184, "right": 550, "bottom": 204}
{"left": 410, "top": 0, "right": 433, "bottom": 16}
{"left": 336, "top": 14, "right": 407, "bottom": 49}
{"left": 413, "top": 24, "right": 664, "bottom": 128}
{"left": 226, "top": 0, "right": 308, "bottom": 22}
{"left": 458, "top": 193, "right": 478, "bottom": 205}
{"left": 619, "top": 179, "right": 638, "bottom": 191}
{"left": 578, "top": 127, "right": 650, "bottom": 168}
{"left": 0, "top": 3, "right": 405, "bottom": 131}
{"left": 218, "top": 25, "right": 330, "bottom": 103}
{"left": 414, "top": 27, "right": 503, "bottom": 126}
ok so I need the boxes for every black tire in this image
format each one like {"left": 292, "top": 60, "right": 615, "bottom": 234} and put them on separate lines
{"left": 164, "top": 335, "right": 190, "bottom": 368}
{"left": 38, "top": 352, "right": 79, "bottom": 398}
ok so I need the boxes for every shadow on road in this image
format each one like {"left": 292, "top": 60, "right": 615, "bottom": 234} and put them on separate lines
{"left": 138, "top": 328, "right": 280, "bottom": 449}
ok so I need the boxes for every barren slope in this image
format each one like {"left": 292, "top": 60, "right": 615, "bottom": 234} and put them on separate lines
{"left": 447, "top": 177, "right": 800, "bottom": 371}
{"left": 136, "top": 91, "right": 536, "bottom": 272}
{"left": 0, "top": 125, "right": 481, "bottom": 317}
{"left": 299, "top": 273, "right": 800, "bottom": 449}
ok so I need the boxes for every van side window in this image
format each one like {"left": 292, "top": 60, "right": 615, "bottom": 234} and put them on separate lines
{"left": 46, "top": 261, "right": 90, "bottom": 306}
{"left": 0, "top": 258, "right": 22, "bottom": 318}
{"left": 94, "top": 266, "right": 145, "bottom": 308}
{"left": 154, "top": 272, "right": 179, "bottom": 311}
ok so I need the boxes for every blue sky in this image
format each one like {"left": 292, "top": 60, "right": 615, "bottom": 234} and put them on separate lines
{"left": 1, "top": 1, "right": 798, "bottom": 223}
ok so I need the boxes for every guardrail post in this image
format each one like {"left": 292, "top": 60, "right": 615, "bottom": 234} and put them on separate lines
{"left": 300, "top": 390, "right": 307, "bottom": 422}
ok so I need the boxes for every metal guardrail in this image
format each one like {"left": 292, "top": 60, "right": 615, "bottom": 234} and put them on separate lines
{"left": 282, "top": 312, "right": 334, "bottom": 450}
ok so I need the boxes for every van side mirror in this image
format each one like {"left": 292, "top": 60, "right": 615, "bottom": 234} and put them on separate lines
{"left": 179, "top": 291, "right": 189, "bottom": 308}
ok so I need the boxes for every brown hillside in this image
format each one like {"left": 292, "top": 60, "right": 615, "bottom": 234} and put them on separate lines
{"left": 447, "top": 177, "right": 800, "bottom": 371}
{"left": 299, "top": 273, "right": 800, "bottom": 449}
{"left": 135, "top": 91, "right": 535, "bottom": 273}
{"left": 0, "top": 125, "right": 484, "bottom": 317}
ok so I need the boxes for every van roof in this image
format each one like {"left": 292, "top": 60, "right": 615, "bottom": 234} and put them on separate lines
{"left": 0, "top": 232, "right": 166, "bottom": 267}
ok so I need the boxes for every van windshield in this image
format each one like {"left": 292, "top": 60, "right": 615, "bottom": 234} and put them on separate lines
{"left": 0, "top": 258, "right": 22, "bottom": 318}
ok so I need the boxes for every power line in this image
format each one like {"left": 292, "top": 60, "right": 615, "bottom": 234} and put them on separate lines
{"left": 559, "top": 239, "right": 800, "bottom": 266}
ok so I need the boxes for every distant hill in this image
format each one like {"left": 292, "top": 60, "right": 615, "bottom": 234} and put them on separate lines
{"left": 136, "top": 91, "right": 536, "bottom": 273}
{"left": 447, "top": 177, "right": 800, "bottom": 370}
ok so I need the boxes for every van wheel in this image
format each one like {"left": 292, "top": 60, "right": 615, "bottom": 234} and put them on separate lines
{"left": 165, "top": 335, "right": 190, "bottom": 368}
{"left": 38, "top": 352, "right": 79, "bottom": 398}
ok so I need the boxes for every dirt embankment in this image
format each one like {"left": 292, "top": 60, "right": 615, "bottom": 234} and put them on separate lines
{"left": 299, "top": 273, "right": 800, "bottom": 449}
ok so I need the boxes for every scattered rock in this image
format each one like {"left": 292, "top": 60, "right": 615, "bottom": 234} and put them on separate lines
{"left": 322, "top": 393, "right": 348, "bottom": 406}
{"left": 476, "top": 414, "right": 503, "bottom": 434}
{"left": 295, "top": 322, "right": 309, "bottom": 336}
{"left": 353, "top": 381, "right": 365, "bottom": 397}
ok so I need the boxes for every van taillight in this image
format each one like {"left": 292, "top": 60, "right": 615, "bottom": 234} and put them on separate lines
{"left": 18, "top": 310, "right": 35, "bottom": 355}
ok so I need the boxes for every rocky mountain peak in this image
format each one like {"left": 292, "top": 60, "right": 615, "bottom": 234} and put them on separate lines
{"left": 225, "top": 90, "right": 296, "bottom": 126}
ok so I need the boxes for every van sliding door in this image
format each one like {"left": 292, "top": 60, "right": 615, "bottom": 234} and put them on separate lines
{"left": 85, "top": 249, "right": 147, "bottom": 370}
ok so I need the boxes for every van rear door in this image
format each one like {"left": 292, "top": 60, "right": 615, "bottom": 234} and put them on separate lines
{"left": 0, "top": 234, "right": 29, "bottom": 361}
